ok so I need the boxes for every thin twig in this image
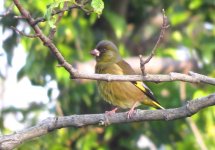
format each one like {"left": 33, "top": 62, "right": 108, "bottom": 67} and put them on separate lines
{"left": 77, "top": 3, "right": 92, "bottom": 15}
{"left": 48, "top": 27, "right": 57, "bottom": 40}
{"left": 14, "top": 15, "right": 26, "bottom": 19}
{"left": 186, "top": 118, "right": 208, "bottom": 150}
{"left": 179, "top": 82, "right": 207, "bottom": 150}
{"left": 32, "top": 1, "right": 91, "bottom": 26}
{"left": 140, "top": 9, "right": 169, "bottom": 75}
{"left": 12, "top": 0, "right": 215, "bottom": 86}
{"left": 48, "top": 1, "right": 69, "bottom": 40}
{"left": 10, "top": 26, "right": 39, "bottom": 38}
{"left": 0, "top": 3, "right": 14, "bottom": 17}
{"left": 0, "top": 93, "right": 215, "bottom": 150}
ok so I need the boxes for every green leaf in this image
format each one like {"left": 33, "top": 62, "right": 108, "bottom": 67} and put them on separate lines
{"left": 189, "top": 0, "right": 202, "bottom": 10}
{"left": 44, "top": 0, "right": 70, "bottom": 28}
{"left": 44, "top": 4, "right": 56, "bottom": 28}
{"left": 91, "top": 0, "right": 104, "bottom": 17}
{"left": 170, "top": 11, "right": 190, "bottom": 26}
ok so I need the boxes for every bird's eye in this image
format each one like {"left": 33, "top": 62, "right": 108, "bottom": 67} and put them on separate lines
{"left": 101, "top": 48, "right": 106, "bottom": 52}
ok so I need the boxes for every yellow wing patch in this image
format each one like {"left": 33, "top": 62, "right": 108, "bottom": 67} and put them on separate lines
{"left": 152, "top": 101, "right": 165, "bottom": 110}
{"left": 134, "top": 82, "right": 146, "bottom": 92}
{"left": 133, "top": 81, "right": 165, "bottom": 109}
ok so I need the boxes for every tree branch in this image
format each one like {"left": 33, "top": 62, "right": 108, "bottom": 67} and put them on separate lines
{"left": 179, "top": 82, "right": 207, "bottom": 150}
{"left": 139, "top": 9, "right": 169, "bottom": 75}
{"left": 32, "top": 0, "right": 91, "bottom": 25}
{"left": 0, "top": 3, "right": 14, "bottom": 17}
{"left": 48, "top": 1, "right": 68, "bottom": 40}
{"left": 12, "top": 0, "right": 215, "bottom": 85}
{"left": 189, "top": 71, "right": 215, "bottom": 85}
{"left": 3, "top": 1, "right": 214, "bottom": 149}
{"left": 73, "top": 57, "right": 198, "bottom": 83}
{"left": 1, "top": 93, "right": 215, "bottom": 150}
{"left": 70, "top": 71, "right": 215, "bottom": 85}
{"left": 74, "top": 57, "right": 198, "bottom": 75}
{"left": 10, "top": 26, "right": 39, "bottom": 38}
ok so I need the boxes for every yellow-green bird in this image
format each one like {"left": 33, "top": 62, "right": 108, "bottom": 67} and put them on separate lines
{"left": 91, "top": 40, "right": 164, "bottom": 118}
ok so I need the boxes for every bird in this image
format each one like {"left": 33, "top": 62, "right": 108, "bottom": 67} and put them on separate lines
{"left": 90, "top": 40, "right": 164, "bottom": 118}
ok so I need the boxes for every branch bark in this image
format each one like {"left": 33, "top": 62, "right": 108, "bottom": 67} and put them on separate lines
{"left": 73, "top": 57, "right": 198, "bottom": 83}
{"left": 7, "top": 1, "right": 215, "bottom": 150}
{"left": 12, "top": 0, "right": 215, "bottom": 85}
{"left": 71, "top": 71, "right": 215, "bottom": 85}
{"left": 140, "top": 9, "right": 169, "bottom": 75}
{"left": 1, "top": 93, "right": 215, "bottom": 150}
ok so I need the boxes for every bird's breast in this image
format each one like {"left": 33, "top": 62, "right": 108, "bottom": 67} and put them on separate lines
{"left": 97, "top": 80, "right": 145, "bottom": 108}
{"left": 95, "top": 63, "right": 145, "bottom": 108}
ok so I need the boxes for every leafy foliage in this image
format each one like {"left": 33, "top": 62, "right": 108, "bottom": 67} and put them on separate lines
{"left": 91, "top": 0, "right": 104, "bottom": 17}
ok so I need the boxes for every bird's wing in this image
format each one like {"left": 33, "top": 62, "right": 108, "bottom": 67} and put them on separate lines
{"left": 116, "top": 60, "right": 163, "bottom": 107}
{"left": 133, "top": 81, "right": 157, "bottom": 102}
{"left": 116, "top": 60, "right": 136, "bottom": 74}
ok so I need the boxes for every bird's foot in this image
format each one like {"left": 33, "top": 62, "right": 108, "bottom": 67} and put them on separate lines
{"left": 105, "top": 107, "right": 118, "bottom": 116}
{"left": 127, "top": 101, "right": 139, "bottom": 119}
{"left": 127, "top": 108, "right": 137, "bottom": 119}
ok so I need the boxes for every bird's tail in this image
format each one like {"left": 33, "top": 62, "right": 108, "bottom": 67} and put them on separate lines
{"left": 152, "top": 101, "right": 165, "bottom": 110}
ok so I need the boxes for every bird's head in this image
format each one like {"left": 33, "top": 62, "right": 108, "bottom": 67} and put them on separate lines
{"left": 90, "top": 40, "right": 121, "bottom": 64}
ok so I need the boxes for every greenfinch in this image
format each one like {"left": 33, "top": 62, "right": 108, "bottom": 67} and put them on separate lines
{"left": 91, "top": 40, "right": 164, "bottom": 118}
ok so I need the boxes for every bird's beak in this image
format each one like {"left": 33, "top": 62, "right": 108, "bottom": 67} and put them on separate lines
{"left": 90, "top": 49, "right": 100, "bottom": 57}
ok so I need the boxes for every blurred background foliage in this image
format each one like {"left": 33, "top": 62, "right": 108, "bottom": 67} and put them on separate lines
{"left": 0, "top": 0, "right": 215, "bottom": 149}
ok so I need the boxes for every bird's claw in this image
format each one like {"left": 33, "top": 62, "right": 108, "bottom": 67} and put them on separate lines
{"left": 127, "top": 109, "right": 137, "bottom": 119}
{"left": 105, "top": 107, "right": 118, "bottom": 116}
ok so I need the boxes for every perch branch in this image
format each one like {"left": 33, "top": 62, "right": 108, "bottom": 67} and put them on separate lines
{"left": 1, "top": 93, "right": 215, "bottom": 150}
{"left": 12, "top": 0, "right": 215, "bottom": 85}
{"left": 70, "top": 72, "right": 215, "bottom": 85}
{"left": 189, "top": 71, "right": 215, "bottom": 85}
